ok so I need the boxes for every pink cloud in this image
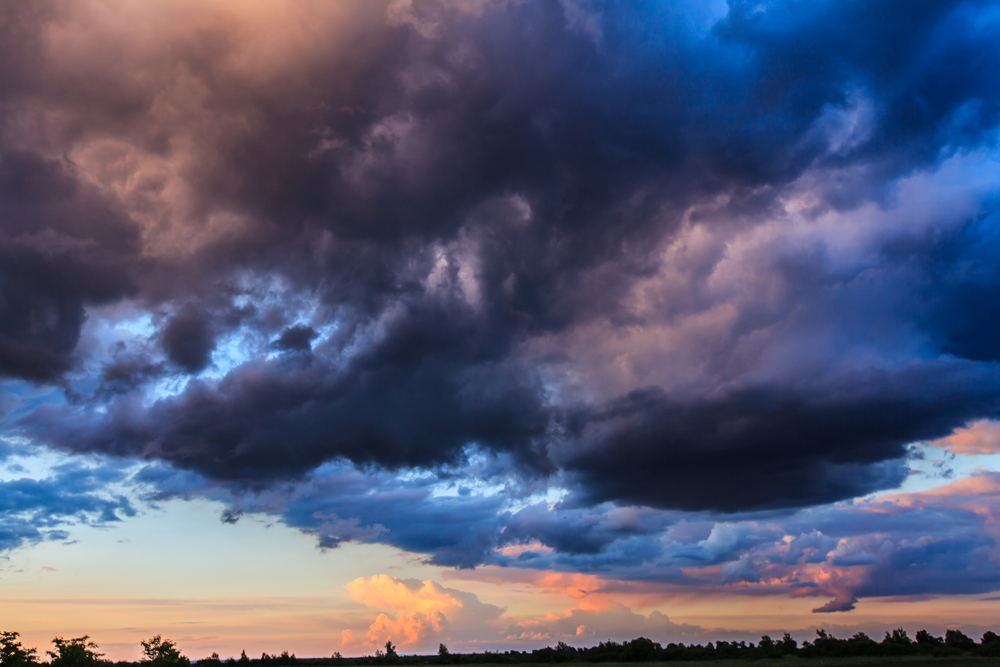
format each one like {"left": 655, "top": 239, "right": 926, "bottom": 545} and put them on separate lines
{"left": 869, "top": 472, "right": 1000, "bottom": 518}
{"left": 502, "top": 603, "right": 705, "bottom": 644}
{"left": 927, "top": 420, "right": 1000, "bottom": 455}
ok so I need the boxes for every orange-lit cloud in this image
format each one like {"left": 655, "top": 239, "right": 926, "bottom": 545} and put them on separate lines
{"left": 346, "top": 575, "right": 464, "bottom": 617}
{"left": 343, "top": 575, "right": 503, "bottom": 652}
{"left": 344, "top": 576, "right": 455, "bottom": 649}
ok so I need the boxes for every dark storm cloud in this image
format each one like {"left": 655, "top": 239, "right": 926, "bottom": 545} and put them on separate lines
{"left": 161, "top": 306, "right": 216, "bottom": 374}
{"left": 19, "top": 208, "right": 556, "bottom": 478}
{"left": 922, "top": 208, "right": 1000, "bottom": 363}
{"left": 24, "top": 301, "right": 554, "bottom": 481}
{"left": 272, "top": 325, "right": 318, "bottom": 352}
{"left": 0, "top": 151, "right": 141, "bottom": 381}
{"left": 714, "top": 0, "right": 1000, "bottom": 169}
{"left": 95, "top": 351, "right": 166, "bottom": 399}
{"left": 3, "top": 0, "right": 1000, "bottom": 520}
{"left": 561, "top": 361, "right": 1000, "bottom": 512}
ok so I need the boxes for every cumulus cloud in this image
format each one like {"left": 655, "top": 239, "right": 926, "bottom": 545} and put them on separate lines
{"left": 0, "top": 151, "right": 141, "bottom": 381}
{"left": 344, "top": 575, "right": 504, "bottom": 651}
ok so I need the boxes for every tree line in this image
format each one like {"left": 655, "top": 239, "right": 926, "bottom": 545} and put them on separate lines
{"left": 4, "top": 628, "right": 1000, "bottom": 666}
{"left": 1, "top": 634, "right": 187, "bottom": 667}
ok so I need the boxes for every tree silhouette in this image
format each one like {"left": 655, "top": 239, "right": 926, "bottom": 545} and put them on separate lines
{"left": 140, "top": 636, "right": 188, "bottom": 667}
{"left": 915, "top": 630, "right": 943, "bottom": 645}
{"left": 47, "top": 637, "right": 105, "bottom": 667}
{"left": 883, "top": 628, "right": 911, "bottom": 645}
{"left": 1, "top": 631, "right": 38, "bottom": 666}
{"left": 435, "top": 644, "right": 451, "bottom": 663}
{"left": 382, "top": 641, "right": 397, "bottom": 664}
{"left": 622, "top": 638, "right": 659, "bottom": 662}
{"left": 945, "top": 629, "right": 975, "bottom": 650}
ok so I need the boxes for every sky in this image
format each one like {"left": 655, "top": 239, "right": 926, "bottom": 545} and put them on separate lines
{"left": 2, "top": 0, "right": 1000, "bottom": 660}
